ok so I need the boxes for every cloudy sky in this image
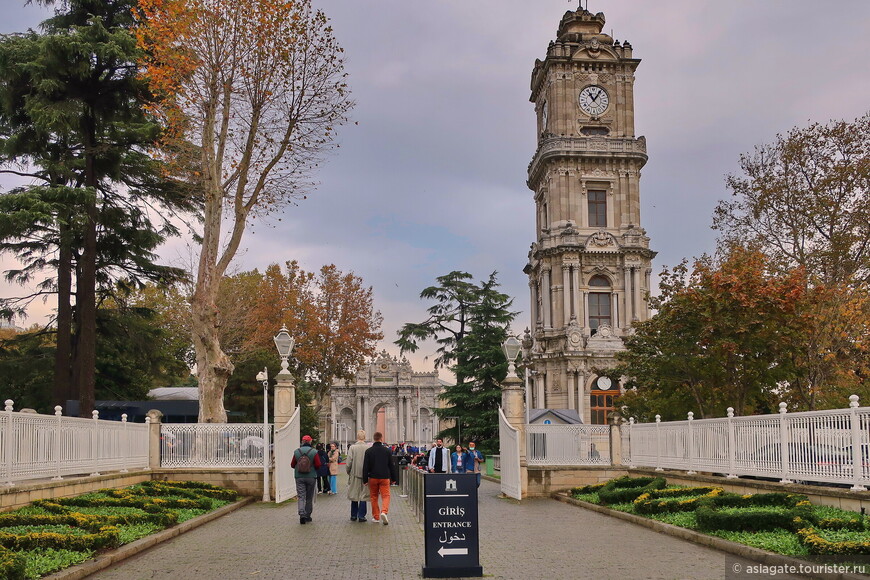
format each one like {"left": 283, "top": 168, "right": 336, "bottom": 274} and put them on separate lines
{"left": 2, "top": 1, "right": 869, "bottom": 376}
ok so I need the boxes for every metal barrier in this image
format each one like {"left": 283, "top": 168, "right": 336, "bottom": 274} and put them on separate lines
{"left": 402, "top": 464, "right": 427, "bottom": 523}
{"left": 160, "top": 423, "right": 269, "bottom": 468}
{"left": 525, "top": 423, "right": 610, "bottom": 465}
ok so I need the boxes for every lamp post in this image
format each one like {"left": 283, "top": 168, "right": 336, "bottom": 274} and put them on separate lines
{"left": 271, "top": 325, "right": 296, "bottom": 428}
{"left": 521, "top": 328, "right": 533, "bottom": 425}
{"left": 256, "top": 367, "right": 270, "bottom": 502}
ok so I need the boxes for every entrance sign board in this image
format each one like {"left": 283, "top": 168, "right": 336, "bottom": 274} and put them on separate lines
{"left": 422, "top": 473, "right": 482, "bottom": 578}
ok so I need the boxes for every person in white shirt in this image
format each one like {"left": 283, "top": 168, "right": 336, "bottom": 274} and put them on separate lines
{"left": 427, "top": 439, "right": 451, "bottom": 473}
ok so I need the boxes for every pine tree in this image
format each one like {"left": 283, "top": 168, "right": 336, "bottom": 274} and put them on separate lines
{"left": 0, "top": 0, "right": 193, "bottom": 414}
{"left": 397, "top": 271, "right": 516, "bottom": 454}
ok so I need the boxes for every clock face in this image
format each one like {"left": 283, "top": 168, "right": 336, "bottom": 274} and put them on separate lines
{"left": 579, "top": 85, "right": 609, "bottom": 116}
{"left": 596, "top": 376, "right": 612, "bottom": 390}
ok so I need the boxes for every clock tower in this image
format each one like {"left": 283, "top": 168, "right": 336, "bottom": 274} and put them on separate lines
{"left": 524, "top": 7, "right": 655, "bottom": 424}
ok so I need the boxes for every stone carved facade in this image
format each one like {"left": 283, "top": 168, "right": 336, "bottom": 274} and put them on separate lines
{"left": 524, "top": 7, "right": 656, "bottom": 423}
{"left": 326, "top": 351, "right": 445, "bottom": 446}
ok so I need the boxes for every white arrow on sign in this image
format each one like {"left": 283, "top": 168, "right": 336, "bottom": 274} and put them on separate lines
{"left": 438, "top": 546, "right": 469, "bottom": 558}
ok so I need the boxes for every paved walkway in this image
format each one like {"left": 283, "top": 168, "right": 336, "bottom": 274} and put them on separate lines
{"left": 89, "top": 473, "right": 789, "bottom": 580}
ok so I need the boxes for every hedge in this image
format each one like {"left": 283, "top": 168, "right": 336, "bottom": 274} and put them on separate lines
{"left": 633, "top": 486, "right": 724, "bottom": 515}
{"left": 0, "top": 480, "right": 236, "bottom": 570}
{"left": 139, "top": 481, "right": 238, "bottom": 502}
{"left": 0, "top": 525, "right": 120, "bottom": 552}
{"left": 570, "top": 482, "right": 609, "bottom": 496}
{"left": 796, "top": 526, "right": 870, "bottom": 555}
{"left": 0, "top": 545, "right": 25, "bottom": 580}
{"left": 695, "top": 493, "right": 815, "bottom": 532}
{"left": 597, "top": 476, "right": 667, "bottom": 505}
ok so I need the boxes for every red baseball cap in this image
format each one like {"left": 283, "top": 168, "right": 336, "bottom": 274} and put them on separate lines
{"left": 302, "top": 435, "right": 312, "bottom": 442}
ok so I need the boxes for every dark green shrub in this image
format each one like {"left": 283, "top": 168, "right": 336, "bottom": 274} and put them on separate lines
{"left": 796, "top": 527, "right": 870, "bottom": 555}
{"left": 633, "top": 486, "right": 724, "bottom": 515}
{"left": 597, "top": 476, "right": 667, "bottom": 505}
{"left": 0, "top": 525, "right": 120, "bottom": 551}
{"left": 695, "top": 493, "right": 814, "bottom": 532}
{"left": 141, "top": 481, "right": 238, "bottom": 501}
{"left": 570, "top": 482, "right": 608, "bottom": 496}
{"left": 0, "top": 545, "right": 25, "bottom": 580}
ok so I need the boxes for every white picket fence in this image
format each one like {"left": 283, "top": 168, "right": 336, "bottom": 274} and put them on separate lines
{"left": 526, "top": 424, "right": 610, "bottom": 465}
{"left": 0, "top": 400, "right": 148, "bottom": 485}
{"left": 160, "top": 423, "right": 270, "bottom": 468}
{"left": 624, "top": 395, "right": 870, "bottom": 490}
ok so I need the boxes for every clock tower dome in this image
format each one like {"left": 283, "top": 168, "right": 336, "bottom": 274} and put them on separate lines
{"left": 524, "top": 6, "right": 655, "bottom": 423}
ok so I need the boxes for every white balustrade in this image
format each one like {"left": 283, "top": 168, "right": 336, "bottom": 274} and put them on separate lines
{"left": 160, "top": 423, "right": 270, "bottom": 468}
{"left": 625, "top": 396, "right": 870, "bottom": 488}
{"left": 0, "top": 401, "right": 148, "bottom": 485}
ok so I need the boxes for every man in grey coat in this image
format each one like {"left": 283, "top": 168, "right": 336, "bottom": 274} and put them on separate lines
{"left": 345, "top": 430, "right": 369, "bottom": 522}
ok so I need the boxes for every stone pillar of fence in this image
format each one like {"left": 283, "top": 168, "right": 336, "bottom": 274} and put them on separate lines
{"left": 147, "top": 409, "right": 163, "bottom": 470}
{"left": 501, "top": 372, "right": 526, "bottom": 461}
{"left": 609, "top": 413, "right": 623, "bottom": 466}
{"left": 273, "top": 368, "right": 296, "bottom": 428}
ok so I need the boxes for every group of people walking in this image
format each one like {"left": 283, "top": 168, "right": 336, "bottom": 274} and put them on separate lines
{"left": 422, "top": 438, "right": 484, "bottom": 486}
{"left": 292, "top": 430, "right": 397, "bottom": 525}
{"left": 292, "top": 433, "right": 485, "bottom": 525}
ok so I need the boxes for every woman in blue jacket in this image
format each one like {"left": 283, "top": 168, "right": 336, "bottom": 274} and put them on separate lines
{"left": 451, "top": 445, "right": 471, "bottom": 474}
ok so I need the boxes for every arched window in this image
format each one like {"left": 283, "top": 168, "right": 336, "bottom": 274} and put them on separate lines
{"left": 588, "top": 275, "right": 611, "bottom": 334}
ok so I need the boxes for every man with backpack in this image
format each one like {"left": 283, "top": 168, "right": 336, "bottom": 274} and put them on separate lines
{"left": 291, "top": 435, "right": 322, "bottom": 524}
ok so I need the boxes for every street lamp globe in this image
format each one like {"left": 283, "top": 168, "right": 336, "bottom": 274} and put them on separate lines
{"left": 273, "top": 325, "right": 295, "bottom": 372}
{"left": 502, "top": 334, "right": 522, "bottom": 377}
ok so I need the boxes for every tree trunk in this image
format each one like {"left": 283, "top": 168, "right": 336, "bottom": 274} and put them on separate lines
{"left": 75, "top": 114, "right": 98, "bottom": 418}
{"left": 75, "top": 199, "right": 98, "bottom": 417}
{"left": 52, "top": 219, "right": 73, "bottom": 410}
{"left": 191, "top": 285, "right": 233, "bottom": 422}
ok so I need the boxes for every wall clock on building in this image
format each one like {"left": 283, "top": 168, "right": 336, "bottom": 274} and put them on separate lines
{"left": 578, "top": 85, "right": 609, "bottom": 116}
{"left": 596, "top": 376, "right": 612, "bottom": 390}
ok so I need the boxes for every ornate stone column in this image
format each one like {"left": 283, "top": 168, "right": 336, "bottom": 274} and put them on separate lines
{"left": 562, "top": 265, "right": 571, "bottom": 326}
{"left": 542, "top": 268, "right": 552, "bottom": 329}
{"left": 572, "top": 267, "right": 581, "bottom": 323}
{"left": 529, "top": 280, "right": 538, "bottom": 332}
{"left": 568, "top": 370, "right": 575, "bottom": 411}
{"left": 631, "top": 268, "right": 640, "bottom": 322}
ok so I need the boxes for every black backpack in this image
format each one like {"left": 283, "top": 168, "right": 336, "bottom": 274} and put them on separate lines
{"left": 296, "top": 448, "right": 314, "bottom": 473}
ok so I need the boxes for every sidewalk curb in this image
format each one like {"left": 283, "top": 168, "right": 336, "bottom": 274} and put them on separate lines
{"left": 552, "top": 492, "right": 870, "bottom": 580}
{"left": 44, "top": 496, "right": 256, "bottom": 580}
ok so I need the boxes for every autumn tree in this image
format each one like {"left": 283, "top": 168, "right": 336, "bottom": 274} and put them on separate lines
{"left": 130, "top": 262, "right": 382, "bottom": 430}
{"left": 246, "top": 262, "right": 383, "bottom": 427}
{"left": 713, "top": 113, "right": 870, "bottom": 286}
{"left": 778, "top": 282, "right": 870, "bottom": 410}
{"left": 617, "top": 246, "right": 806, "bottom": 419}
{"left": 396, "top": 271, "right": 516, "bottom": 453}
{"left": 135, "top": 0, "right": 353, "bottom": 422}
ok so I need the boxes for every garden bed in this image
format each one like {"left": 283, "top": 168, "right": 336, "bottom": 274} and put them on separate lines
{"left": 0, "top": 480, "right": 241, "bottom": 579}
{"left": 565, "top": 476, "right": 870, "bottom": 577}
